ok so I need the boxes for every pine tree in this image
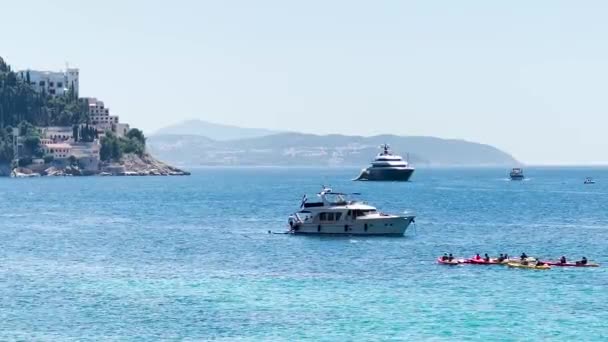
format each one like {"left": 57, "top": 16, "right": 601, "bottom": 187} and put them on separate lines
{"left": 73, "top": 124, "right": 79, "bottom": 142}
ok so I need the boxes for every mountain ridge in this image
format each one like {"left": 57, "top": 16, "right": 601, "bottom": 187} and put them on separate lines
{"left": 154, "top": 119, "right": 280, "bottom": 141}
{"left": 147, "top": 127, "right": 519, "bottom": 167}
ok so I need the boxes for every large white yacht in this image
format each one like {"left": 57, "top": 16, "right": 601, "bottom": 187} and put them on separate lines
{"left": 354, "top": 144, "right": 415, "bottom": 181}
{"left": 287, "top": 187, "right": 415, "bottom": 236}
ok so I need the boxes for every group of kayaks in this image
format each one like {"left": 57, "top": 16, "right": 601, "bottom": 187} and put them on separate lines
{"left": 437, "top": 255, "right": 599, "bottom": 270}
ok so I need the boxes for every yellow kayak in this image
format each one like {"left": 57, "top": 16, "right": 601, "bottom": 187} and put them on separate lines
{"left": 507, "top": 262, "right": 551, "bottom": 270}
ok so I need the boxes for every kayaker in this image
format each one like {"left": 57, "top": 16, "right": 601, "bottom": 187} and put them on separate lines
{"left": 497, "top": 254, "right": 505, "bottom": 262}
{"left": 520, "top": 252, "right": 528, "bottom": 261}
{"left": 560, "top": 256, "right": 567, "bottom": 264}
{"left": 483, "top": 253, "right": 490, "bottom": 262}
{"left": 475, "top": 253, "right": 481, "bottom": 260}
{"left": 441, "top": 253, "right": 449, "bottom": 261}
{"left": 576, "top": 257, "right": 588, "bottom": 266}
{"left": 448, "top": 253, "right": 454, "bottom": 261}
{"left": 536, "top": 259, "right": 544, "bottom": 266}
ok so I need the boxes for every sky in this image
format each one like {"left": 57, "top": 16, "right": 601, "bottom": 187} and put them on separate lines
{"left": 3, "top": 0, "right": 608, "bottom": 164}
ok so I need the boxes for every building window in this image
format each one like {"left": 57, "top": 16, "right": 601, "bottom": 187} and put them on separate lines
{"left": 49, "top": 82, "right": 54, "bottom": 87}
{"left": 57, "top": 82, "right": 63, "bottom": 88}
{"left": 49, "top": 89, "right": 56, "bottom": 95}
{"left": 39, "top": 81, "right": 45, "bottom": 86}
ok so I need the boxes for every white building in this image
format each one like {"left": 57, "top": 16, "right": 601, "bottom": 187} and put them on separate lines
{"left": 41, "top": 143, "right": 72, "bottom": 159}
{"left": 41, "top": 126, "right": 73, "bottom": 142}
{"left": 71, "top": 141, "right": 101, "bottom": 171}
{"left": 113, "top": 123, "right": 130, "bottom": 138}
{"left": 84, "top": 97, "right": 129, "bottom": 137}
{"left": 17, "top": 68, "right": 79, "bottom": 97}
{"left": 85, "top": 98, "right": 119, "bottom": 131}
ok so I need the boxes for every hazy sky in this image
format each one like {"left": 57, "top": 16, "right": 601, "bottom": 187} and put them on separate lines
{"left": 3, "top": 1, "right": 608, "bottom": 164}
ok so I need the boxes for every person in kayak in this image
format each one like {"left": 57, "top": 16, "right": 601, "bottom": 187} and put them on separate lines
{"left": 441, "top": 253, "right": 449, "bottom": 261}
{"left": 536, "top": 259, "right": 544, "bottom": 266}
{"left": 483, "top": 253, "right": 490, "bottom": 262}
{"left": 448, "top": 253, "right": 454, "bottom": 261}
{"left": 497, "top": 254, "right": 505, "bottom": 262}
{"left": 559, "top": 256, "right": 567, "bottom": 264}
{"left": 475, "top": 253, "right": 481, "bottom": 260}
{"left": 520, "top": 252, "right": 528, "bottom": 261}
{"left": 576, "top": 257, "right": 588, "bottom": 265}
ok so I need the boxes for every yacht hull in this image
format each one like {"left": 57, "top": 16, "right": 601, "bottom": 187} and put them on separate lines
{"left": 355, "top": 167, "right": 415, "bottom": 181}
{"left": 291, "top": 216, "right": 415, "bottom": 236}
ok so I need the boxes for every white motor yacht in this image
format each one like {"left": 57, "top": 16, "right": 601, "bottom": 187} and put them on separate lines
{"left": 288, "top": 187, "right": 415, "bottom": 236}
{"left": 509, "top": 168, "right": 524, "bottom": 180}
{"left": 354, "top": 144, "right": 415, "bottom": 181}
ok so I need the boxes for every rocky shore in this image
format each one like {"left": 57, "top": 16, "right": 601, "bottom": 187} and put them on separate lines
{"left": 8, "top": 153, "right": 190, "bottom": 177}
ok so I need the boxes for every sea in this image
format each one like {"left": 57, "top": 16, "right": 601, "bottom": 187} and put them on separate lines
{"left": 1, "top": 167, "right": 607, "bottom": 341}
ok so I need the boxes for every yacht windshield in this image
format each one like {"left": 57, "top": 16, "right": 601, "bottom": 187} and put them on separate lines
{"left": 324, "top": 193, "right": 348, "bottom": 205}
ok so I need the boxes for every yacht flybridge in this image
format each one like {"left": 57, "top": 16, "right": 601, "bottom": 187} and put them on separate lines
{"left": 288, "top": 187, "right": 415, "bottom": 236}
{"left": 354, "top": 144, "right": 415, "bottom": 181}
{"left": 509, "top": 168, "right": 524, "bottom": 180}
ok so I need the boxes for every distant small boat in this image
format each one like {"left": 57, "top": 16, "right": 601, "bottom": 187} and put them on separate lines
{"left": 509, "top": 168, "right": 524, "bottom": 181}
{"left": 584, "top": 177, "right": 595, "bottom": 184}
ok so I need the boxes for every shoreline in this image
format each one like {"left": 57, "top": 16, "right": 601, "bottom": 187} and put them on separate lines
{"left": 4, "top": 153, "right": 190, "bottom": 178}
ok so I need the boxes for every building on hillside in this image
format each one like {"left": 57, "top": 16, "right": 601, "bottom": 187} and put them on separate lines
{"left": 84, "top": 97, "right": 119, "bottom": 131}
{"left": 113, "top": 123, "right": 130, "bottom": 138}
{"left": 17, "top": 68, "right": 79, "bottom": 96}
{"left": 41, "top": 126, "right": 73, "bottom": 142}
{"left": 41, "top": 143, "right": 72, "bottom": 159}
{"left": 70, "top": 141, "right": 101, "bottom": 171}
{"left": 84, "top": 97, "right": 130, "bottom": 137}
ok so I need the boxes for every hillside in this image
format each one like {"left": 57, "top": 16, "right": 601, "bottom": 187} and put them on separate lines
{"left": 154, "top": 119, "right": 280, "bottom": 141}
{"left": 147, "top": 132, "right": 518, "bottom": 167}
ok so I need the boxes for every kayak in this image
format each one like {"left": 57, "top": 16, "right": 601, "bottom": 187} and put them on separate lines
{"left": 468, "top": 258, "right": 501, "bottom": 265}
{"left": 507, "top": 262, "right": 551, "bottom": 270}
{"left": 437, "top": 257, "right": 460, "bottom": 265}
{"left": 543, "top": 261, "right": 599, "bottom": 267}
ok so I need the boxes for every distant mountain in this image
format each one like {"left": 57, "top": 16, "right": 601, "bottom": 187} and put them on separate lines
{"left": 154, "top": 119, "right": 280, "bottom": 141}
{"left": 147, "top": 132, "right": 518, "bottom": 167}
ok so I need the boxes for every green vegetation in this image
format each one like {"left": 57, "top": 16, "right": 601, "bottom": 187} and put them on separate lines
{"left": 0, "top": 57, "right": 87, "bottom": 128}
{"left": 100, "top": 128, "right": 146, "bottom": 162}
{"left": 0, "top": 55, "right": 86, "bottom": 163}
{"left": 74, "top": 124, "right": 98, "bottom": 143}
{"left": 0, "top": 55, "right": 148, "bottom": 167}
{"left": 0, "top": 127, "right": 14, "bottom": 163}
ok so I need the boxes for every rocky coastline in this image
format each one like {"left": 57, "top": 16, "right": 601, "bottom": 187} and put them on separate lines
{"left": 8, "top": 153, "right": 190, "bottom": 178}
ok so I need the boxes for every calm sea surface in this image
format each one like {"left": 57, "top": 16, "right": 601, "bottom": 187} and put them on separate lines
{"left": 1, "top": 167, "right": 607, "bottom": 341}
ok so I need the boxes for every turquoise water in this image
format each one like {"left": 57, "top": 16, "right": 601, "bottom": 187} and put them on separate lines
{"left": 1, "top": 167, "right": 607, "bottom": 340}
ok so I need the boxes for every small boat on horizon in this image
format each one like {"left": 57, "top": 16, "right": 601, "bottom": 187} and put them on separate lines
{"left": 509, "top": 168, "right": 524, "bottom": 181}
{"left": 584, "top": 177, "right": 595, "bottom": 184}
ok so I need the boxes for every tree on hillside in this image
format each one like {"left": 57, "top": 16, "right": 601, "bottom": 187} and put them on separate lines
{"left": 126, "top": 128, "right": 145, "bottom": 144}
{"left": 0, "top": 55, "right": 88, "bottom": 128}
{"left": 73, "top": 124, "right": 79, "bottom": 142}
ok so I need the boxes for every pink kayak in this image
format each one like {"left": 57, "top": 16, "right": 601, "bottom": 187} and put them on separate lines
{"left": 467, "top": 258, "right": 501, "bottom": 265}
{"left": 543, "top": 261, "right": 599, "bottom": 267}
